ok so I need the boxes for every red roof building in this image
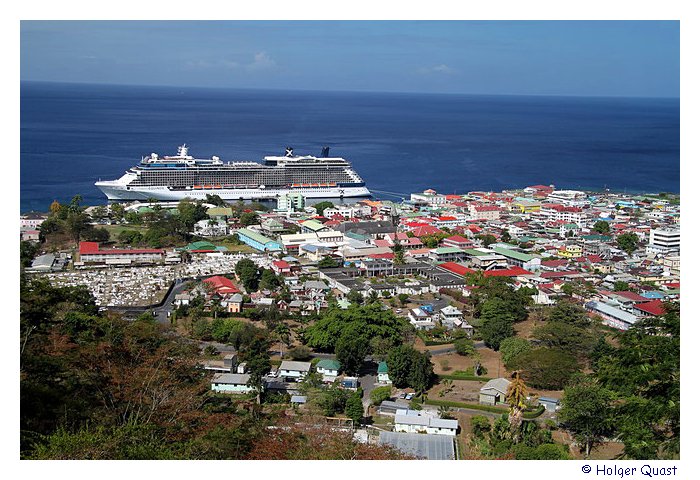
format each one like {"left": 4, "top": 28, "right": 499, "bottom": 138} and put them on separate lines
{"left": 203, "top": 276, "right": 240, "bottom": 295}
{"left": 483, "top": 267, "right": 531, "bottom": 277}
{"left": 78, "top": 241, "right": 165, "bottom": 263}
{"left": 438, "top": 262, "right": 475, "bottom": 276}
{"left": 634, "top": 299, "right": 666, "bottom": 317}
{"left": 411, "top": 225, "right": 442, "bottom": 237}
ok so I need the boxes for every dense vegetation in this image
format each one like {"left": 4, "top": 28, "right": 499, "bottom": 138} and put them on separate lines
{"left": 19, "top": 277, "right": 402, "bottom": 459}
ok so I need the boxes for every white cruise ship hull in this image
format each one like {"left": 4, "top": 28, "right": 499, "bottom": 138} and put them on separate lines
{"left": 96, "top": 182, "right": 371, "bottom": 201}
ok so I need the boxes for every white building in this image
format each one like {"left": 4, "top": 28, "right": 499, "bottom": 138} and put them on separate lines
{"left": 278, "top": 361, "right": 312, "bottom": 381}
{"left": 277, "top": 192, "right": 305, "bottom": 212}
{"left": 193, "top": 219, "right": 228, "bottom": 237}
{"left": 439, "top": 305, "right": 463, "bottom": 329}
{"left": 323, "top": 204, "right": 371, "bottom": 219}
{"left": 211, "top": 373, "right": 255, "bottom": 394}
{"left": 647, "top": 227, "right": 680, "bottom": 254}
{"left": 394, "top": 410, "right": 458, "bottom": 436}
{"left": 411, "top": 190, "right": 447, "bottom": 205}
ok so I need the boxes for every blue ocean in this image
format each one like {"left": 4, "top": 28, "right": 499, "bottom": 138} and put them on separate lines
{"left": 20, "top": 82, "right": 679, "bottom": 213}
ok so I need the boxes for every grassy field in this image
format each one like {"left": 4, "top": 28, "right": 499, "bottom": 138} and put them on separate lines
{"left": 102, "top": 224, "right": 150, "bottom": 242}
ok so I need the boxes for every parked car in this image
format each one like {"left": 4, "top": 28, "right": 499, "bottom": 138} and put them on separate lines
{"left": 395, "top": 309, "right": 402, "bottom": 313}
{"left": 406, "top": 393, "right": 415, "bottom": 400}
{"left": 398, "top": 392, "right": 407, "bottom": 399}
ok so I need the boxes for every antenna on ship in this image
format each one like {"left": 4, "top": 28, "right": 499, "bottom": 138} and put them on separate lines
{"left": 178, "top": 144, "right": 189, "bottom": 157}
{"left": 321, "top": 146, "right": 330, "bottom": 158}
{"left": 285, "top": 147, "right": 294, "bottom": 157}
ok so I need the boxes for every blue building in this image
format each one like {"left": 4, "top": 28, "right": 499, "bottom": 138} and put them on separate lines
{"left": 236, "top": 228, "right": 282, "bottom": 252}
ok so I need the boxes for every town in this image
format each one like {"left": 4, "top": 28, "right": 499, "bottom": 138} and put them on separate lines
{"left": 20, "top": 185, "right": 680, "bottom": 460}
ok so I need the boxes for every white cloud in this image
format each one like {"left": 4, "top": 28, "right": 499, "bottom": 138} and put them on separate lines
{"left": 186, "top": 52, "right": 275, "bottom": 72}
{"left": 419, "top": 64, "right": 455, "bottom": 75}
{"left": 246, "top": 51, "right": 276, "bottom": 71}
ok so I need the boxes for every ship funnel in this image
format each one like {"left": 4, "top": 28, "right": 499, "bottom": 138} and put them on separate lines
{"left": 321, "top": 146, "right": 330, "bottom": 158}
{"left": 285, "top": 147, "right": 294, "bottom": 157}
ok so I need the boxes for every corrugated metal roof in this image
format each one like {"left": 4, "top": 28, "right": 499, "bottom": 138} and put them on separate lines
{"left": 379, "top": 431, "right": 455, "bottom": 460}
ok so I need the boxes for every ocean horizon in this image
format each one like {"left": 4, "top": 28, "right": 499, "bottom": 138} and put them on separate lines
{"left": 20, "top": 81, "right": 679, "bottom": 212}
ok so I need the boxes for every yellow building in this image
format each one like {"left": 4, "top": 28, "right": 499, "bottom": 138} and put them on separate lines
{"left": 558, "top": 244, "right": 583, "bottom": 258}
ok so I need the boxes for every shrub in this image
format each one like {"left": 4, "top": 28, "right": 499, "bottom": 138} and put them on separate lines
{"left": 370, "top": 386, "right": 392, "bottom": 406}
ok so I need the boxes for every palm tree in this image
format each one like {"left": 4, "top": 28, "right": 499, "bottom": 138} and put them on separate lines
{"left": 438, "top": 405, "right": 454, "bottom": 419}
{"left": 506, "top": 370, "right": 529, "bottom": 443}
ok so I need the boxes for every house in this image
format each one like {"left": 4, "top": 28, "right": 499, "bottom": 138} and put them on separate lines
{"left": 479, "top": 377, "right": 512, "bottom": 405}
{"left": 193, "top": 218, "right": 228, "bottom": 237}
{"left": 271, "top": 260, "right": 292, "bottom": 275}
{"left": 538, "top": 396, "right": 561, "bottom": 413}
{"left": 21, "top": 229, "right": 41, "bottom": 242}
{"left": 408, "top": 307, "right": 436, "bottom": 330}
{"left": 222, "top": 293, "right": 244, "bottom": 313}
{"left": 174, "top": 292, "right": 193, "bottom": 307}
{"left": 378, "top": 400, "right": 404, "bottom": 416}
{"left": 278, "top": 360, "right": 312, "bottom": 381}
{"left": 341, "top": 377, "right": 359, "bottom": 390}
{"left": 211, "top": 373, "right": 255, "bottom": 394}
{"left": 439, "top": 305, "right": 463, "bottom": 329}
{"left": 377, "top": 361, "right": 392, "bottom": 384}
{"left": 394, "top": 410, "right": 459, "bottom": 436}
{"left": 79, "top": 241, "right": 164, "bottom": 265}
{"left": 378, "top": 431, "right": 456, "bottom": 460}
{"left": 585, "top": 301, "right": 639, "bottom": 330}
{"left": 316, "top": 359, "right": 341, "bottom": 382}
{"left": 429, "top": 247, "right": 469, "bottom": 263}
{"left": 203, "top": 275, "right": 240, "bottom": 295}
{"left": 235, "top": 228, "right": 282, "bottom": 252}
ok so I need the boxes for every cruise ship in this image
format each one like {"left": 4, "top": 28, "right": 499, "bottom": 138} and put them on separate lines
{"left": 95, "top": 145, "right": 371, "bottom": 201}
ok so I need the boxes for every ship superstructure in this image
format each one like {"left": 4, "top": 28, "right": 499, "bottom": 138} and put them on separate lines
{"left": 95, "top": 145, "right": 371, "bottom": 201}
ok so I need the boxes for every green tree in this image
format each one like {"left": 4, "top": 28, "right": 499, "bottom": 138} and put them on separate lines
{"left": 454, "top": 338, "right": 476, "bottom": 357}
{"left": 595, "top": 303, "right": 679, "bottom": 459}
{"left": 109, "top": 203, "right": 125, "bottom": 222}
{"left": 177, "top": 199, "right": 208, "bottom": 231}
{"left": 392, "top": 241, "right": 405, "bottom": 265}
{"left": 479, "top": 298, "right": 516, "bottom": 350}
{"left": 259, "top": 269, "right": 281, "bottom": 291}
{"left": 558, "top": 375, "right": 616, "bottom": 458}
{"left": 613, "top": 281, "right": 631, "bottom": 292}
{"left": 616, "top": 232, "right": 639, "bottom": 255}
{"left": 317, "top": 384, "right": 348, "bottom": 416}
{"left": 346, "top": 290, "right": 364, "bottom": 306}
{"left": 236, "top": 259, "right": 261, "bottom": 292}
{"left": 592, "top": 220, "right": 611, "bottom": 235}
{"left": 344, "top": 393, "right": 364, "bottom": 425}
{"left": 288, "top": 345, "right": 312, "bottom": 361}
{"left": 512, "top": 348, "right": 580, "bottom": 390}
{"left": 478, "top": 234, "right": 497, "bottom": 247}
{"left": 65, "top": 211, "right": 92, "bottom": 244}
{"left": 386, "top": 345, "right": 435, "bottom": 394}
{"left": 335, "top": 331, "right": 369, "bottom": 376}
{"left": 317, "top": 256, "right": 340, "bottom": 268}
{"left": 397, "top": 293, "right": 410, "bottom": 306}
{"left": 239, "top": 211, "right": 260, "bottom": 227}
{"left": 370, "top": 386, "right": 392, "bottom": 406}
{"left": 547, "top": 300, "right": 591, "bottom": 328}
{"left": 500, "top": 229, "right": 512, "bottom": 243}
{"left": 313, "top": 201, "right": 334, "bottom": 216}
{"left": 499, "top": 336, "right": 532, "bottom": 368}
{"left": 20, "top": 241, "right": 40, "bottom": 268}
{"left": 532, "top": 322, "right": 594, "bottom": 358}
{"left": 205, "top": 194, "right": 227, "bottom": 207}
{"left": 471, "top": 416, "right": 491, "bottom": 439}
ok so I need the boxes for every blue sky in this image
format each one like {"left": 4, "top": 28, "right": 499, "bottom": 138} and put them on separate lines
{"left": 20, "top": 21, "right": 679, "bottom": 97}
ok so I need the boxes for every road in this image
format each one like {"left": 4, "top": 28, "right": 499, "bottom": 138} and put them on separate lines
{"left": 425, "top": 341, "right": 485, "bottom": 356}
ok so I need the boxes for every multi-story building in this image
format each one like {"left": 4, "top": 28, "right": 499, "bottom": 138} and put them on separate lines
{"left": 647, "top": 227, "right": 680, "bottom": 254}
